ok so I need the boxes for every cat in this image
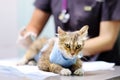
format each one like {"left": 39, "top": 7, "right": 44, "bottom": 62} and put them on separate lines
{"left": 17, "top": 25, "right": 89, "bottom": 76}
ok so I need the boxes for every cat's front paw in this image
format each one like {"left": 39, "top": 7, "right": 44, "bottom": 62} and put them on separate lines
{"left": 60, "top": 68, "right": 71, "bottom": 76}
{"left": 74, "top": 68, "right": 84, "bottom": 76}
{"left": 17, "top": 58, "right": 28, "bottom": 66}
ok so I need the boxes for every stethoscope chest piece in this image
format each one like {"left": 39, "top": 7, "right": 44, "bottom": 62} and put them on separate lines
{"left": 59, "top": 10, "right": 70, "bottom": 23}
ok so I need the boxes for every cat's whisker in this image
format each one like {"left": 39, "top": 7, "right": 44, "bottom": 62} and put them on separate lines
{"left": 78, "top": 53, "right": 88, "bottom": 61}
{"left": 81, "top": 56, "right": 88, "bottom": 61}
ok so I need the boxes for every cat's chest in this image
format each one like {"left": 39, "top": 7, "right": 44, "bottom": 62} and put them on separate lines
{"left": 50, "top": 43, "right": 77, "bottom": 67}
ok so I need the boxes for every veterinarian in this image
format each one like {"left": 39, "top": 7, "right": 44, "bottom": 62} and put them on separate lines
{"left": 17, "top": 0, "right": 120, "bottom": 65}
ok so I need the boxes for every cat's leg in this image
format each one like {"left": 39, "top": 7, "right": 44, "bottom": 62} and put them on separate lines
{"left": 49, "top": 63, "right": 72, "bottom": 76}
{"left": 38, "top": 59, "right": 71, "bottom": 76}
{"left": 17, "top": 50, "right": 38, "bottom": 65}
{"left": 17, "top": 56, "right": 29, "bottom": 65}
{"left": 70, "top": 59, "right": 84, "bottom": 76}
{"left": 38, "top": 59, "right": 50, "bottom": 71}
{"left": 17, "top": 48, "right": 39, "bottom": 65}
{"left": 17, "top": 37, "right": 47, "bottom": 65}
{"left": 38, "top": 38, "right": 55, "bottom": 71}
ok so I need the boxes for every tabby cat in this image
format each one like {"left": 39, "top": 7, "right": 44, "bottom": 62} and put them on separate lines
{"left": 17, "top": 25, "right": 89, "bottom": 76}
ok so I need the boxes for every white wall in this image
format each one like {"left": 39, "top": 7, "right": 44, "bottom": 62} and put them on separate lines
{"left": 18, "top": 0, "right": 55, "bottom": 37}
{"left": 0, "top": 0, "right": 18, "bottom": 59}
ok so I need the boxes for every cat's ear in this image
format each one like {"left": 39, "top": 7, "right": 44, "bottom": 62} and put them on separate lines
{"left": 58, "top": 26, "right": 66, "bottom": 35}
{"left": 79, "top": 25, "right": 89, "bottom": 39}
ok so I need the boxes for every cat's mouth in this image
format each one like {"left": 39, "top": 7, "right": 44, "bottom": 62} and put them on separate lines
{"left": 69, "top": 54, "right": 77, "bottom": 59}
{"left": 64, "top": 53, "right": 77, "bottom": 59}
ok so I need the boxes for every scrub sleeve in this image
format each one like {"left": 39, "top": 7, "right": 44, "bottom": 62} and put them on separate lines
{"left": 34, "top": 0, "right": 51, "bottom": 13}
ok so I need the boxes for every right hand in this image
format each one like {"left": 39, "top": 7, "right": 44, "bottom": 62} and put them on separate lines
{"left": 16, "top": 27, "right": 37, "bottom": 49}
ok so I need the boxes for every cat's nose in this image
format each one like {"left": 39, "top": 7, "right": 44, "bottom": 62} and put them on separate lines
{"left": 71, "top": 53, "right": 74, "bottom": 55}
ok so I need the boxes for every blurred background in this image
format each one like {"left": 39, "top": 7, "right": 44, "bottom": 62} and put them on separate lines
{"left": 0, "top": 0, "right": 55, "bottom": 59}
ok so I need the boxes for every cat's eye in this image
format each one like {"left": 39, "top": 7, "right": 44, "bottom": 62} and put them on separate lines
{"left": 76, "top": 45, "right": 81, "bottom": 49}
{"left": 65, "top": 43, "right": 70, "bottom": 48}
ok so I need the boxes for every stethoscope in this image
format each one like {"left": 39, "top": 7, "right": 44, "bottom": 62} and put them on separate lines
{"left": 58, "top": 0, "right": 104, "bottom": 23}
{"left": 58, "top": 0, "right": 70, "bottom": 23}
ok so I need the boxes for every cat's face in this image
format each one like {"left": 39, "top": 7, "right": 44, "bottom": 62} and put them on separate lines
{"left": 58, "top": 25, "right": 89, "bottom": 59}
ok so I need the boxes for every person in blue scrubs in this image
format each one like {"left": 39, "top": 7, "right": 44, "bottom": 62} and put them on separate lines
{"left": 18, "top": 0, "right": 120, "bottom": 65}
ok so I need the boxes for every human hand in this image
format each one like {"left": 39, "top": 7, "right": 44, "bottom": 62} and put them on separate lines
{"left": 16, "top": 27, "right": 37, "bottom": 49}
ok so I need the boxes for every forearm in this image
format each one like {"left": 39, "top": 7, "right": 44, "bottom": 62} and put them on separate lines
{"left": 83, "top": 36, "right": 114, "bottom": 56}
{"left": 83, "top": 21, "right": 120, "bottom": 56}
{"left": 26, "top": 8, "right": 50, "bottom": 36}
